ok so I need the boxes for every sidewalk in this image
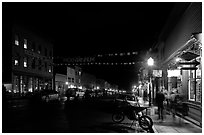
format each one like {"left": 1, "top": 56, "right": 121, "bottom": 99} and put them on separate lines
{"left": 151, "top": 112, "right": 202, "bottom": 133}
{"left": 137, "top": 97, "right": 202, "bottom": 133}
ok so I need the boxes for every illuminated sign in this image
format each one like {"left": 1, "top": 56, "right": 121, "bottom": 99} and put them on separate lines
{"left": 167, "top": 70, "right": 181, "bottom": 77}
{"left": 63, "top": 57, "right": 95, "bottom": 63}
{"left": 153, "top": 70, "right": 162, "bottom": 77}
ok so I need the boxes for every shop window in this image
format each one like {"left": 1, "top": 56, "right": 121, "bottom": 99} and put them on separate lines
{"left": 188, "top": 64, "right": 201, "bottom": 102}
{"left": 24, "top": 57, "right": 28, "bottom": 67}
{"left": 24, "top": 39, "right": 27, "bottom": 49}
{"left": 14, "top": 35, "right": 19, "bottom": 46}
{"left": 13, "top": 75, "right": 19, "bottom": 93}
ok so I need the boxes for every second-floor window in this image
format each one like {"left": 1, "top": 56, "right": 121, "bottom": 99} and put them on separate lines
{"left": 45, "top": 48, "right": 47, "bottom": 56}
{"left": 71, "top": 78, "right": 74, "bottom": 83}
{"left": 14, "top": 59, "right": 19, "bottom": 66}
{"left": 32, "top": 42, "right": 36, "bottom": 52}
{"left": 14, "top": 35, "right": 19, "bottom": 46}
{"left": 31, "top": 58, "right": 36, "bottom": 69}
{"left": 45, "top": 62, "right": 47, "bottom": 71}
{"left": 24, "top": 57, "right": 28, "bottom": 67}
{"left": 38, "top": 59, "right": 42, "bottom": 70}
{"left": 24, "top": 39, "right": 27, "bottom": 49}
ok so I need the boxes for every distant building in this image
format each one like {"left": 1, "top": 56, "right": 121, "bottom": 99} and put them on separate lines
{"left": 55, "top": 73, "right": 67, "bottom": 96}
{"left": 67, "top": 66, "right": 76, "bottom": 88}
{"left": 81, "top": 72, "right": 96, "bottom": 90}
{"left": 74, "top": 66, "right": 82, "bottom": 88}
{"left": 3, "top": 24, "right": 53, "bottom": 95}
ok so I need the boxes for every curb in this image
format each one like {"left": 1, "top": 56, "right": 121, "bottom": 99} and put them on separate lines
{"left": 152, "top": 125, "right": 158, "bottom": 133}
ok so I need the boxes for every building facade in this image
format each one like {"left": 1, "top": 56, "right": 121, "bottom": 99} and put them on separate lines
{"left": 74, "top": 66, "right": 82, "bottom": 88}
{"left": 4, "top": 24, "right": 54, "bottom": 95}
{"left": 154, "top": 3, "right": 202, "bottom": 124}
{"left": 67, "top": 66, "right": 76, "bottom": 88}
{"left": 55, "top": 73, "right": 67, "bottom": 96}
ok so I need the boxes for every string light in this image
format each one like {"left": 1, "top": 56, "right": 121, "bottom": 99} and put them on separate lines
{"left": 55, "top": 62, "right": 141, "bottom": 66}
{"left": 55, "top": 51, "right": 138, "bottom": 59}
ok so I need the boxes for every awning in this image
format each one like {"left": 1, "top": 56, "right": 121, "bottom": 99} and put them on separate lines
{"left": 179, "top": 51, "right": 200, "bottom": 61}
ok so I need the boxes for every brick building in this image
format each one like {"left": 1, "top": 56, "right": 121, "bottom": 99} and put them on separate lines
{"left": 3, "top": 24, "right": 53, "bottom": 95}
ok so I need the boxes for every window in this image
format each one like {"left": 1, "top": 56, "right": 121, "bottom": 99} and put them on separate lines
{"left": 31, "top": 58, "right": 36, "bottom": 69}
{"left": 32, "top": 42, "right": 36, "bottom": 52}
{"left": 14, "top": 35, "right": 19, "bottom": 46}
{"left": 188, "top": 64, "right": 201, "bottom": 102}
{"left": 71, "top": 78, "right": 74, "bottom": 83}
{"left": 14, "top": 59, "right": 19, "bottom": 66}
{"left": 45, "top": 62, "right": 47, "bottom": 71}
{"left": 48, "top": 66, "right": 52, "bottom": 73}
{"left": 68, "top": 77, "right": 71, "bottom": 83}
{"left": 38, "top": 45, "right": 41, "bottom": 54}
{"left": 24, "top": 39, "right": 27, "bottom": 49}
{"left": 45, "top": 48, "right": 47, "bottom": 56}
{"left": 38, "top": 60, "right": 42, "bottom": 70}
{"left": 24, "top": 57, "right": 28, "bottom": 67}
{"left": 49, "top": 51, "right": 52, "bottom": 57}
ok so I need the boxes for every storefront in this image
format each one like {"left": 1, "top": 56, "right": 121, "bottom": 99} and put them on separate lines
{"left": 164, "top": 33, "right": 202, "bottom": 124}
{"left": 12, "top": 73, "right": 52, "bottom": 96}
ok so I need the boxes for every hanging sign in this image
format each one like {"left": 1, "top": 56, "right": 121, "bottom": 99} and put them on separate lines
{"left": 167, "top": 70, "right": 180, "bottom": 77}
{"left": 153, "top": 70, "right": 162, "bottom": 77}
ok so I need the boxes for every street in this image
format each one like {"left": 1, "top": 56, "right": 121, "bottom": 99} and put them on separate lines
{"left": 2, "top": 97, "right": 148, "bottom": 133}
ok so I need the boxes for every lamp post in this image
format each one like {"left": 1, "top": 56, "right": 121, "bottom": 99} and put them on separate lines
{"left": 147, "top": 57, "right": 154, "bottom": 106}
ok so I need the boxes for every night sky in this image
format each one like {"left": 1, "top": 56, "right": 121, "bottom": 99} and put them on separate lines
{"left": 3, "top": 2, "right": 175, "bottom": 90}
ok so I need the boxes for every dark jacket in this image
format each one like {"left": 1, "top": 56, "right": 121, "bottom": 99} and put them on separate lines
{"left": 156, "top": 92, "right": 165, "bottom": 107}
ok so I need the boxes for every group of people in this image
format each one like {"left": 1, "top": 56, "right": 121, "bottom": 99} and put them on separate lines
{"left": 155, "top": 88, "right": 180, "bottom": 121}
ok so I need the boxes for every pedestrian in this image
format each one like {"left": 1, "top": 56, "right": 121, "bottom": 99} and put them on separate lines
{"left": 169, "top": 89, "right": 177, "bottom": 118}
{"left": 156, "top": 89, "right": 165, "bottom": 121}
{"left": 143, "top": 89, "right": 148, "bottom": 101}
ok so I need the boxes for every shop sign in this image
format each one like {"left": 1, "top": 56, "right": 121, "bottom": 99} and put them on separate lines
{"left": 167, "top": 69, "right": 180, "bottom": 77}
{"left": 153, "top": 70, "right": 162, "bottom": 77}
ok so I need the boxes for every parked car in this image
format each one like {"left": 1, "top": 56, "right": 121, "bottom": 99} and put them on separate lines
{"left": 41, "top": 90, "right": 60, "bottom": 103}
{"left": 65, "top": 88, "right": 77, "bottom": 101}
{"left": 114, "top": 93, "right": 139, "bottom": 106}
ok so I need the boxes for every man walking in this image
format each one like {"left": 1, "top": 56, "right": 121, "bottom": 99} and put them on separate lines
{"left": 156, "top": 89, "right": 165, "bottom": 121}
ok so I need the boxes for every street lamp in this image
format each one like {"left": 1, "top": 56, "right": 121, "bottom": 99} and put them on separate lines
{"left": 147, "top": 57, "right": 154, "bottom": 106}
{"left": 147, "top": 57, "right": 154, "bottom": 66}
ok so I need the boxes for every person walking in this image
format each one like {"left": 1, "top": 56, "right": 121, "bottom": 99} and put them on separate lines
{"left": 156, "top": 89, "right": 165, "bottom": 121}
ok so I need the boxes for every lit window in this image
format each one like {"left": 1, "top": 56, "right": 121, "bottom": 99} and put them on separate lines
{"left": 14, "top": 59, "right": 19, "bottom": 66}
{"left": 24, "top": 57, "right": 27, "bottom": 67}
{"left": 15, "top": 35, "right": 19, "bottom": 46}
{"left": 24, "top": 39, "right": 27, "bottom": 49}
{"left": 48, "top": 66, "right": 52, "bottom": 73}
{"left": 38, "top": 45, "right": 41, "bottom": 54}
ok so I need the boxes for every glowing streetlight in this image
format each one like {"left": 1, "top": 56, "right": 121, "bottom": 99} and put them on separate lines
{"left": 147, "top": 57, "right": 154, "bottom": 66}
{"left": 147, "top": 57, "right": 154, "bottom": 107}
